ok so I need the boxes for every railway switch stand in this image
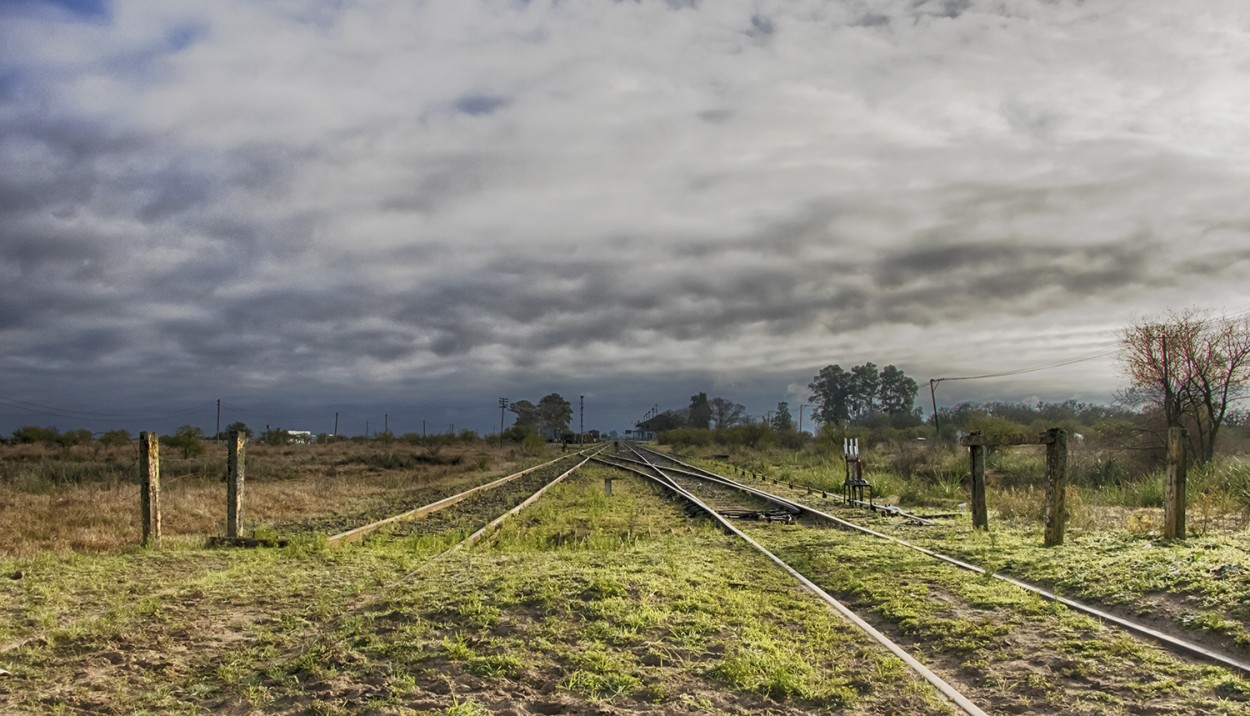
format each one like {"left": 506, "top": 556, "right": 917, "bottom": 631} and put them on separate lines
{"left": 843, "top": 438, "right": 875, "bottom": 511}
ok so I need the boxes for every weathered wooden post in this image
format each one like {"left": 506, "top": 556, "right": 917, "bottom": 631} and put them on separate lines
{"left": 603, "top": 476, "right": 614, "bottom": 496}
{"left": 970, "top": 442, "right": 988, "bottom": 530}
{"left": 1043, "top": 428, "right": 1068, "bottom": 547}
{"left": 227, "top": 430, "right": 246, "bottom": 540}
{"left": 1164, "top": 426, "right": 1188, "bottom": 540}
{"left": 139, "top": 432, "right": 161, "bottom": 548}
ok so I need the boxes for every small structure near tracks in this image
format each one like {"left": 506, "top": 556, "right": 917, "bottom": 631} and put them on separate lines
{"left": 960, "top": 426, "right": 1191, "bottom": 546}
{"left": 959, "top": 428, "right": 1069, "bottom": 546}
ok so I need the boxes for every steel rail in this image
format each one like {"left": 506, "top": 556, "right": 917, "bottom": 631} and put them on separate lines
{"left": 637, "top": 448, "right": 941, "bottom": 524}
{"left": 326, "top": 451, "right": 585, "bottom": 547}
{"left": 605, "top": 452, "right": 805, "bottom": 514}
{"left": 449, "top": 450, "right": 600, "bottom": 552}
{"left": 613, "top": 449, "right": 989, "bottom": 716}
{"left": 250, "top": 447, "right": 606, "bottom": 679}
{"left": 631, "top": 445, "right": 1250, "bottom": 678}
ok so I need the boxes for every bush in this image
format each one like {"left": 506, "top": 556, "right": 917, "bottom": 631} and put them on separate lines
{"left": 11, "top": 426, "right": 60, "bottom": 445}
{"left": 161, "top": 425, "right": 206, "bottom": 459}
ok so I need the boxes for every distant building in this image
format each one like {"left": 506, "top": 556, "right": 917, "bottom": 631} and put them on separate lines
{"left": 287, "top": 430, "right": 313, "bottom": 444}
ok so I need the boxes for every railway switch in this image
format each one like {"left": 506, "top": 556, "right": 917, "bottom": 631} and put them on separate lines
{"left": 843, "top": 438, "right": 875, "bottom": 511}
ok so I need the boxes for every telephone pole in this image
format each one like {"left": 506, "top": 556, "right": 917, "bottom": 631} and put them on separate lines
{"left": 499, "top": 397, "right": 508, "bottom": 448}
{"left": 579, "top": 395, "right": 584, "bottom": 445}
{"left": 215, "top": 399, "right": 221, "bottom": 440}
{"left": 333, "top": 411, "right": 339, "bottom": 436}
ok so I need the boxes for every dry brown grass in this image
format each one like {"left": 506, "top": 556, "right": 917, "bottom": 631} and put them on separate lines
{"left": 0, "top": 440, "right": 538, "bottom": 558}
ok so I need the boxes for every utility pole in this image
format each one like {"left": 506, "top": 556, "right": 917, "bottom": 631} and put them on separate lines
{"left": 384, "top": 413, "right": 388, "bottom": 435}
{"left": 929, "top": 379, "right": 942, "bottom": 439}
{"left": 499, "top": 397, "right": 508, "bottom": 448}
{"left": 365, "top": 421, "right": 369, "bottom": 438}
{"left": 334, "top": 411, "right": 339, "bottom": 436}
{"left": 422, "top": 419, "right": 426, "bottom": 438}
{"left": 579, "top": 395, "right": 584, "bottom": 444}
{"left": 215, "top": 399, "right": 221, "bottom": 440}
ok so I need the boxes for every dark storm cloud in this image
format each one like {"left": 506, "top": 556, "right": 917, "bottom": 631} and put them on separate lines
{"left": 2, "top": 0, "right": 1249, "bottom": 434}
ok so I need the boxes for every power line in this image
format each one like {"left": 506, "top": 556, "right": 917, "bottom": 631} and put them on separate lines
{"left": 925, "top": 306, "right": 1250, "bottom": 431}
{"left": 932, "top": 346, "right": 1120, "bottom": 384}
{"left": 0, "top": 395, "right": 213, "bottom": 422}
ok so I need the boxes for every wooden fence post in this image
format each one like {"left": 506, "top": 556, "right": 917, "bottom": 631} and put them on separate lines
{"left": 1164, "top": 426, "right": 1188, "bottom": 540}
{"left": 139, "top": 432, "right": 161, "bottom": 548}
{"left": 970, "top": 443, "right": 988, "bottom": 530}
{"left": 1043, "top": 428, "right": 1068, "bottom": 547}
{"left": 227, "top": 430, "right": 246, "bottom": 540}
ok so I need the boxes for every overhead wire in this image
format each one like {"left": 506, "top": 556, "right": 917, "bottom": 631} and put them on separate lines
{"left": 0, "top": 394, "right": 214, "bottom": 423}
{"left": 932, "top": 305, "right": 1250, "bottom": 385}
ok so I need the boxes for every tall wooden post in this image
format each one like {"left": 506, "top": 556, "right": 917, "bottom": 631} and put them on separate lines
{"left": 1164, "top": 426, "right": 1188, "bottom": 540}
{"left": 139, "top": 432, "right": 161, "bottom": 548}
{"left": 1043, "top": 428, "right": 1068, "bottom": 547}
{"left": 227, "top": 430, "right": 246, "bottom": 539}
{"left": 970, "top": 444, "right": 988, "bottom": 530}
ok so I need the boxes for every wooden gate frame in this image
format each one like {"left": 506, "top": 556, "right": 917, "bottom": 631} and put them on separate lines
{"left": 959, "top": 428, "right": 1069, "bottom": 546}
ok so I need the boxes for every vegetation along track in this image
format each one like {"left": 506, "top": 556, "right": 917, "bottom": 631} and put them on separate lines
{"left": 325, "top": 452, "right": 583, "bottom": 546}
{"left": 657, "top": 446, "right": 1250, "bottom": 679}
{"left": 604, "top": 444, "right": 1250, "bottom": 714}
{"left": 598, "top": 445, "right": 988, "bottom": 716}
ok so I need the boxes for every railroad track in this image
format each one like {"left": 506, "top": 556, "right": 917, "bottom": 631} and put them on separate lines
{"left": 595, "top": 445, "right": 989, "bottom": 716}
{"left": 249, "top": 446, "right": 608, "bottom": 680}
{"left": 642, "top": 446, "right": 1250, "bottom": 677}
{"left": 608, "top": 444, "right": 1250, "bottom": 706}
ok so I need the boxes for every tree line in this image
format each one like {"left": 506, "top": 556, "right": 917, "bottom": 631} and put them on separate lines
{"left": 505, "top": 393, "right": 574, "bottom": 441}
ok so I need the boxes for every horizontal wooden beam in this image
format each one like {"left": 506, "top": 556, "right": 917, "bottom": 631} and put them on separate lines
{"left": 959, "top": 431, "right": 1056, "bottom": 447}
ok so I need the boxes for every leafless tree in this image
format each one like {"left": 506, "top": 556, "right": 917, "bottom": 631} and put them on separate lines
{"left": 709, "top": 397, "right": 747, "bottom": 429}
{"left": 1119, "top": 308, "right": 1250, "bottom": 463}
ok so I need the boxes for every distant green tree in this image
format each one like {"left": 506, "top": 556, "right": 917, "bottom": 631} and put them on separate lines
{"left": 99, "top": 429, "right": 131, "bottom": 448}
{"left": 770, "top": 402, "right": 794, "bottom": 432}
{"left": 688, "top": 392, "right": 712, "bottom": 429}
{"left": 163, "top": 425, "right": 206, "bottom": 458}
{"left": 537, "top": 393, "right": 573, "bottom": 439}
{"left": 812, "top": 362, "right": 920, "bottom": 427}
{"left": 11, "top": 425, "right": 60, "bottom": 445}
{"left": 847, "top": 363, "right": 880, "bottom": 418}
{"left": 809, "top": 365, "right": 851, "bottom": 426}
{"left": 509, "top": 400, "right": 541, "bottom": 434}
{"left": 878, "top": 365, "right": 919, "bottom": 416}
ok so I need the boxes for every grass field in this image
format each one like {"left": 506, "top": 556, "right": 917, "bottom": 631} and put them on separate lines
{"left": 3, "top": 440, "right": 1250, "bottom": 714}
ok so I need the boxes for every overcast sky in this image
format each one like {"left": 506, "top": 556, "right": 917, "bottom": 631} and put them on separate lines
{"left": 2, "top": 0, "right": 1248, "bottom": 437}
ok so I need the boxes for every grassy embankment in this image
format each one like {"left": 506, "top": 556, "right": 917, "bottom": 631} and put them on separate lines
{"left": 1, "top": 466, "right": 955, "bottom": 714}
{"left": 681, "top": 446, "right": 1250, "bottom": 663}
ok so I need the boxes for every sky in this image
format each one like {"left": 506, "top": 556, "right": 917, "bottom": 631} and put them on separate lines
{"left": 2, "top": 0, "right": 1249, "bottom": 438}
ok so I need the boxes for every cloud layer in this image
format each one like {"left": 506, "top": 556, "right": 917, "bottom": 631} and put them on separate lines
{"left": 3, "top": 0, "right": 1249, "bottom": 433}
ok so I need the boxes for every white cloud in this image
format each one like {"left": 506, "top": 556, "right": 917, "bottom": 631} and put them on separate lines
{"left": 2, "top": 0, "right": 1249, "bottom": 431}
